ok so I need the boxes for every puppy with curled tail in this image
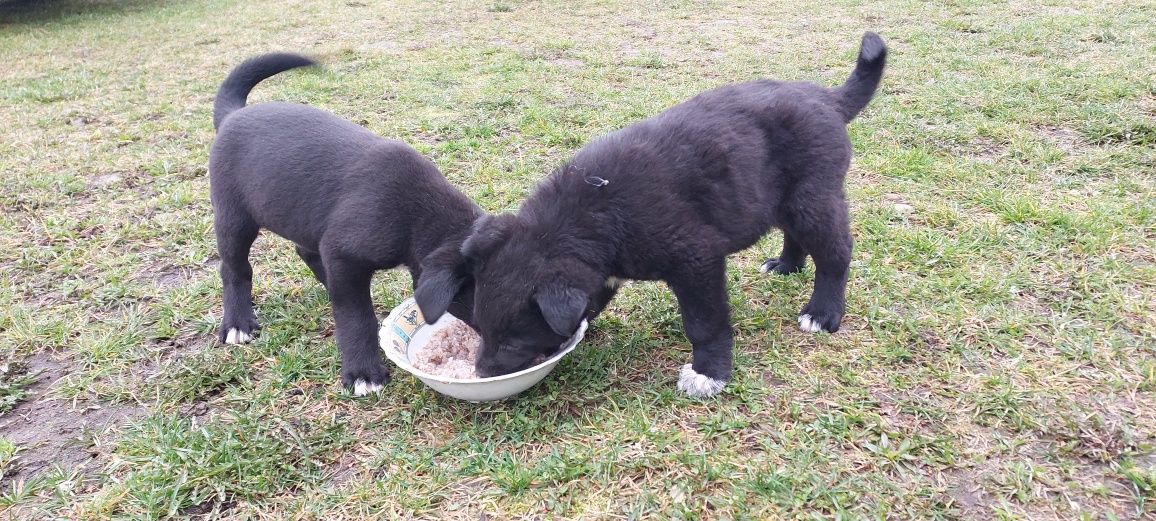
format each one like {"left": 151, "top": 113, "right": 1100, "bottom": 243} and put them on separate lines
{"left": 417, "top": 33, "right": 887, "bottom": 398}
{"left": 210, "top": 53, "right": 481, "bottom": 395}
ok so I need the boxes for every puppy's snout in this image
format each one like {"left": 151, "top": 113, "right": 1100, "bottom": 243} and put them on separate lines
{"left": 475, "top": 345, "right": 530, "bottom": 378}
{"left": 474, "top": 362, "right": 504, "bottom": 378}
{"left": 473, "top": 351, "right": 506, "bottom": 378}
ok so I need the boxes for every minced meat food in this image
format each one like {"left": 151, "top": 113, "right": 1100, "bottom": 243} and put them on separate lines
{"left": 413, "top": 319, "right": 481, "bottom": 379}
{"left": 412, "top": 319, "right": 548, "bottom": 379}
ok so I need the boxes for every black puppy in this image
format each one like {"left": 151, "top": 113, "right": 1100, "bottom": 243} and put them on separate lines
{"left": 416, "top": 33, "right": 886, "bottom": 397}
{"left": 210, "top": 53, "right": 480, "bottom": 395}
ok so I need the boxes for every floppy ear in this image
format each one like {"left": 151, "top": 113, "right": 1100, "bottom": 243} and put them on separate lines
{"left": 461, "top": 213, "right": 518, "bottom": 262}
{"left": 414, "top": 243, "right": 471, "bottom": 322}
{"left": 415, "top": 269, "right": 467, "bottom": 322}
{"left": 534, "top": 284, "right": 588, "bottom": 337}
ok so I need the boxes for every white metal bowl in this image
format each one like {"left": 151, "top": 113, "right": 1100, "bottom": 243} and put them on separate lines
{"left": 379, "top": 298, "right": 587, "bottom": 402}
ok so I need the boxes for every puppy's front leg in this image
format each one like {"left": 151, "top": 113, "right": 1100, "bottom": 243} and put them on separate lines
{"left": 667, "top": 261, "right": 733, "bottom": 398}
{"left": 323, "top": 257, "right": 390, "bottom": 396}
{"left": 585, "top": 277, "right": 622, "bottom": 320}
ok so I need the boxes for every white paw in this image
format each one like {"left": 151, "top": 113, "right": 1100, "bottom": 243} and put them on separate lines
{"left": 677, "top": 364, "right": 726, "bottom": 398}
{"left": 797, "top": 314, "right": 822, "bottom": 333}
{"left": 758, "top": 262, "right": 770, "bottom": 274}
{"left": 225, "top": 328, "right": 252, "bottom": 344}
{"left": 352, "top": 379, "right": 384, "bottom": 397}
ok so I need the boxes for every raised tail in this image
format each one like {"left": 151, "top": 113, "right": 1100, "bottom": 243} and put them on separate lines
{"left": 833, "top": 32, "right": 887, "bottom": 123}
{"left": 213, "top": 52, "right": 317, "bottom": 129}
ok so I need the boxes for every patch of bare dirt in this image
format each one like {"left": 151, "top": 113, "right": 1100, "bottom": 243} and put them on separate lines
{"left": 548, "top": 58, "right": 585, "bottom": 69}
{"left": 324, "top": 451, "right": 363, "bottom": 487}
{"left": 941, "top": 467, "right": 985, "bottom": 516}
{"left": 134, "top": 256, "right": 218, "bottom": 292}
{"left": 1139, "top": 95, "right": 1156, "bottom": 116}
{"left": 1010, "top": 289, "right": 1054, "bottom": 317}
{"left": 86, "top": 172, "right": 124, "bottom": 188}
{"left": 618, "top": 42, "right": 641, "bottom": 60}
{"left": 0, "top": 352, "right": 143, "bottom": 486}
{"left": 622, "top": 19, "right": 657, "bottom": 40}
{"left": 129, "top": 333, "right": 216, "bottom": 392}
{"left": 760, "top": 371, "right": 786, "bottom": 387}
{"left": 357, "top": 40, "right": 403, "bottom": 55}
{"left": 1035, "top": 125, "right": 1086, "bottom": 154}
{"left": 870, "top": 387, "right": 937, "bottom": 435}
{"left": 178, "top": 498, "right": 236, "bottom": 519}
{"left": 80, "top": 168, "right": 153, "bottom": 197}
{"left": 149, "top": 263, "right": 208, "bottom": 291}
{"left": 939, "top": 422, "right": 1147, "bottom": 520}
{"left": 963, "top": 136, "right": 1007, "bottom": 164}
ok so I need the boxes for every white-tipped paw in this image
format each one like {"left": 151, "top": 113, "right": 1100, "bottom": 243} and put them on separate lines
{"left": 225, "top": 328, "right": 252, "bottom": 344}
{"left": 798, "top": 314, "right": 823, "bottom": 333}
{"left": 677, "top": 364, "right": 727, "bottom": 398}
{"left": 352, "top": 379, "right": 384, "bottom": 397}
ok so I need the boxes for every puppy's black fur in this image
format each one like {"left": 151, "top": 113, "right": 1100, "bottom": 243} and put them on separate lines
{"left": 210, "top": 53, "right": 481, "bottom": 395}
{"left": 416, "top": 33, "right": 886, "bottom": 396}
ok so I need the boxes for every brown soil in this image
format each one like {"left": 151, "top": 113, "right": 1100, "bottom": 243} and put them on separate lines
{"left": 0, "top": 352, "right": 142, "bottom": 486}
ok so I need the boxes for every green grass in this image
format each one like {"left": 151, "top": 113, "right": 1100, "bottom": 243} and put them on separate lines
{"left": 0, "top": 364, "right": 38, "bottom": 416}
{"left": 1, "top": 0, "right": 1154, "bottom": 518}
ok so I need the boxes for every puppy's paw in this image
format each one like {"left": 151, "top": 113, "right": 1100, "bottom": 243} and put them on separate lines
{"left": 797, "top": 314, "right": 822, "bottom": 333}
{"left": 225, "top": 328, "right": 252, "bottom": 344}
{"left": 759, "top": 257, "right": 804, "bottom": 276}
{"left": 797, "top": 305, "right": 842, "bottom": 333}
{"left": 218, "top": 317, "right": 260, "bottom": 344}
{"left": 342, "top": 362, "right": 391, "bottom": 397}
{"left": 352, "top": 379, "right": 385, "bottom": 397}
{"left": 677, "top": 364, "right": 727, "bottom": 398}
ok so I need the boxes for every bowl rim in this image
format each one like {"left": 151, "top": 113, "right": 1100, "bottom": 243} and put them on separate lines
{"left": 380, "top": 297, "right": 587, "bottom": 385}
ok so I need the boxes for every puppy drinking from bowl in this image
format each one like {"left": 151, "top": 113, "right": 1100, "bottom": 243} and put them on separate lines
{"left": 416, "top": 33, "right": 887, "bottom": 397}
{"left": 209, "top": 53, "right": 481, "bottom": 395}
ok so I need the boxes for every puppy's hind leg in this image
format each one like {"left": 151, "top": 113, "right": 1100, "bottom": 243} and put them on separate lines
{"left": 215, "top": 213, "right": 261, "bottom": 344}
{"left": 295, "top": 245, "right": 327, "bottom": 288}
{"left": 760, "top": 230, "right": 807, "bottom": 275}
{"left": 668, "top": 260, "right": 733, "bottom": 398}
{"left": 785, "top": 197, "right": 851, "bottom": 334}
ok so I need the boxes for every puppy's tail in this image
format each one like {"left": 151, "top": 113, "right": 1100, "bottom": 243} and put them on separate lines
{"left": 213, "top": 52, "right": 317, "bottom": 130}
{"left": 832, "top": 32, "right": 887, "bottom": 123}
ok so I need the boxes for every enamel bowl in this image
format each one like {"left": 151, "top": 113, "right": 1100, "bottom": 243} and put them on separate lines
{"left": 379, "top": 298, "right": 586, "bottom": 402}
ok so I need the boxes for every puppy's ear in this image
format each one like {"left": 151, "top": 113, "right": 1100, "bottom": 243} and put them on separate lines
{"left": 415, "top": 269, "right": 466, "bottom": 322}
{"left": 534, "top": 284, "right": 588, "bottom": 337}
{"left": 461, "top": 213, "right": 519, "bottom": 262}
{"left": 444, "top": 276, "right": 476, "bottom": 328}
{"left": 415, "top": 242, "right": 471, "bottom": 322}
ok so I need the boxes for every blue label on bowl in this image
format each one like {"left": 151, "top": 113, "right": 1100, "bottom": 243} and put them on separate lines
{"left": 391, "top": 323, "right": 412, "bottom": 343}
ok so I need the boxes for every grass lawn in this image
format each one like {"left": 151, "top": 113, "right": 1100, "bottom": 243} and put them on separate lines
{"left": 1, "top": 0, "right": 1154, "bottom": 518}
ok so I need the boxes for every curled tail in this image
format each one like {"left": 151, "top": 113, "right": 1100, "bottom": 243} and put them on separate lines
{"left": 213, "top": 52, "right": 317, "bottom": 129}
{"left": 833, "top": 32, "right": 887, "bottom": 123}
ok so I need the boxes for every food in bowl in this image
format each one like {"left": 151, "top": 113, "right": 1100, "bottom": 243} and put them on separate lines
{"left": 412, "top": 319, "right": 482, "bottom": 378}
{"left": 380, "top": 298, "right": 586, "bottom": 401}
{"left": 412, "top": 319, "right": 547, "bottom": 379}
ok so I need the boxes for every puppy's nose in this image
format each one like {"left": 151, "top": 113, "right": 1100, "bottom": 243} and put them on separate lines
{"left": 474, "top": 357, "right": 504, "bottom": 378}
